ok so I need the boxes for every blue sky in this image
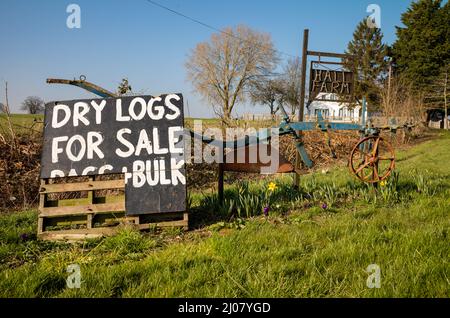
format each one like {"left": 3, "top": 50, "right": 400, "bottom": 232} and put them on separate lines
{"left": 0, "top": 0, "right": 413, "bottom": 117}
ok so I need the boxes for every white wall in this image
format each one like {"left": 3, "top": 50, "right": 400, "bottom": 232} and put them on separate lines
{"left": 306, "top": 93, "right": 362, "bottom": 122}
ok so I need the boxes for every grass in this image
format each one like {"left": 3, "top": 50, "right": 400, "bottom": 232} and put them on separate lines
{"left": 0, "top": 131, "right": 449, "bottom": 297}
{"left": 0, "top": 113, "right": 273, "bottom": 137}
{"left": 0, "top": 114, "right": 43, "bottom": 136}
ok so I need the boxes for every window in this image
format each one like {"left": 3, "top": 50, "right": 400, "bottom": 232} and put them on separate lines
{"left": 315, "top": 109, "right": 329, "bottom": 118}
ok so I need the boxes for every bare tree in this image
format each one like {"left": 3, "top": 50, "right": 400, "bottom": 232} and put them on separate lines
{"left": 249, "top": 58, "right": 302, "bottom": 119}
{"left": 280, "top": 57, "right": 302, "bottom": 116}
{"left": 0, "top": 102, "right": 5, "bottom": 113}
{"left": 380, "top": 73, "right": 425, "bottom": 123}
{"left": 2, "top": 82, "right": 17, "bottom": 146}
{"left": 186, "top": 25, "right": 278, "bottom": 126}
{"left": 21, "top": 96, "right": 44, "bottom": 114}
{"left": 249, "top": 78, "right": 284, "bottom": 119}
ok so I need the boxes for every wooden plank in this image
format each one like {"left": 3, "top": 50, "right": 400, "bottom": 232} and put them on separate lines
{"left": 137, "top": 219, "right": 188, "bottom": 230}
{"left": 38, "top": 216, "right": 188, "bottom": 241}
{"left": 40, "top": 233, "right": 104, "bottom": 241}
{"left": 311, "top": 60, "right": 344, "bottom": 65}
{"left": 39, "top": 179, "right": 48, "bottom": 212}
{"left": 38, "top": 227, "right": 119, "bottom": 241}
{"left": 40, "top": 202, "right": 125, "bottom": 217}
{"left": 307, "top": 50, "right": 349, "bottom": 59}
{"left": 87, "top": 214, "right": 93, "bottom": 229}
{"left": 39, "top": 179, "right": 125, "bottom": 194}
{"left": 183, "top": 212, "right": 189, "bottom": 231}
{"left": 37, "top": 217, "right": 44, "bottom": 235}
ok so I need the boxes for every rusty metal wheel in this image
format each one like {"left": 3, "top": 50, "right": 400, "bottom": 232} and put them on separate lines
{"left": 349, "top": 136, "right": 395, "bottom": 183}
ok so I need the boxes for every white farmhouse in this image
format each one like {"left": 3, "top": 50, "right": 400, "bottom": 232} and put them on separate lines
{"left": 305, "top": 93, "right": 362, "bottom": 123}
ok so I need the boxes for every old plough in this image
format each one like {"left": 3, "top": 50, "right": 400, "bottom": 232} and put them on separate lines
{"left": 47, "top": 76, "right": 412, "bottom": 185}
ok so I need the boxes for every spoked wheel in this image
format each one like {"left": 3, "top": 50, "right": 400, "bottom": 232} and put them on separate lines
{"left": 349, "top": 136, "right": 395, "bottom": 183}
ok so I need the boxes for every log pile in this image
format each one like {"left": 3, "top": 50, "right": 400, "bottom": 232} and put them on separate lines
{"left": 0, "top": 124, "right": 421, "bottom": 210}
{"left": 0, "top": 134, "right": 42, "bottom": 211}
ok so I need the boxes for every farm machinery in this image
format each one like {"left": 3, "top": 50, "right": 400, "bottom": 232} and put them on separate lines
{"left": 46, "top": 76, "right": 413, "bottom": 185}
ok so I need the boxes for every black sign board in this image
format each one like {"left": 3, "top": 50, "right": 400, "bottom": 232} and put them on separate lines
{"left": 309, "top": 68, "right": 354, "bottom": 102}
{"left": 40, "top": 94, "right": 186, "bottom": 215}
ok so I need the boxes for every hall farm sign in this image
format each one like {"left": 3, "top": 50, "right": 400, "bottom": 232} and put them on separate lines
{"left": 309, "top": 68, "right": 354, "bottom": 102}
{"left": 38, "top": 94, "right": 188, "bottom": 240}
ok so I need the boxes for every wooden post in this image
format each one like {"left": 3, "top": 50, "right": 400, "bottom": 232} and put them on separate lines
{"left": 218, "top": 131, "right": 225, "bottom": 204}
{"left": 87, "top": 214, "right": 93, "bottom": 230}
{"left": 87, "top": 176, "right": 95, "bottom": 229}
{"left": 38, "top": 179, "right": 48, "bottom": 235}
{"left": 218, "top": 163, "right": 224, "bottom": 204}
{"left": 183, "top": 212, "right": 189, "bottom": 231}
{"left": 295, "top": 29, "right": 309, "bottom": 188}
{"left": 37, "top": 217, "right": 44, "bottom": 236}
{"left": 88, "top": 176, "right": 94, "bottom": 202}
{"left": 387, "top": 59, "right": 392, "bottom": 110}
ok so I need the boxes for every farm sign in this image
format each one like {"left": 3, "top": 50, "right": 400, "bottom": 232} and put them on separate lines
{"left": 40, "top": 94, "right": 186, "bottom": 215}
{"left": 309, "top": 68, "right": 354, "bottom": 102}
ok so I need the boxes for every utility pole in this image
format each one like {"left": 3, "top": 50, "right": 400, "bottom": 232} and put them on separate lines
{"left": 387, "top": 58, "right": 392, "bottom": 115}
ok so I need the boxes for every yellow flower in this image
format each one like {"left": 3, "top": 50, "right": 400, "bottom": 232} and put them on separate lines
{"left": 268, "top": 182, "right": 277, "bottom": 192}
{"left": 380, "top": 180, "right": 387, "bottom": 187}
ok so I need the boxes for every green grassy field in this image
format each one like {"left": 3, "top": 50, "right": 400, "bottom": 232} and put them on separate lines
{"left": 0, "top": 113, "right": 272, "bottom": 135}
{"left": 0, "top": 114, "right": 44, "bottom": 136}
{"left": 0, "top": 131, "right": 449, "bottom": 298}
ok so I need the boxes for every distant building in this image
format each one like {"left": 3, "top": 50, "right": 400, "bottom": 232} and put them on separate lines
{"left": 241, "top": 93, "right": 365, "bottom": 123}
{"left": 426, "top": 109, "right": 449, "bottom": 129}
{"left": 305, "top": 93, "right": 363, "bottom": 123}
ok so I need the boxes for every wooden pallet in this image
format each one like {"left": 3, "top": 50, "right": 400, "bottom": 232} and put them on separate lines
{"left": 38, "top": 176, "right": 188, "bottom": 241}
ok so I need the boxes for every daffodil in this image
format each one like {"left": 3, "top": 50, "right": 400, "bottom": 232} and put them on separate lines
{"left": 268, "top": 182, "right": 277, "bottom": 192}
{"left": 380, "top": 180, "right": 387, "bottom": 187}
